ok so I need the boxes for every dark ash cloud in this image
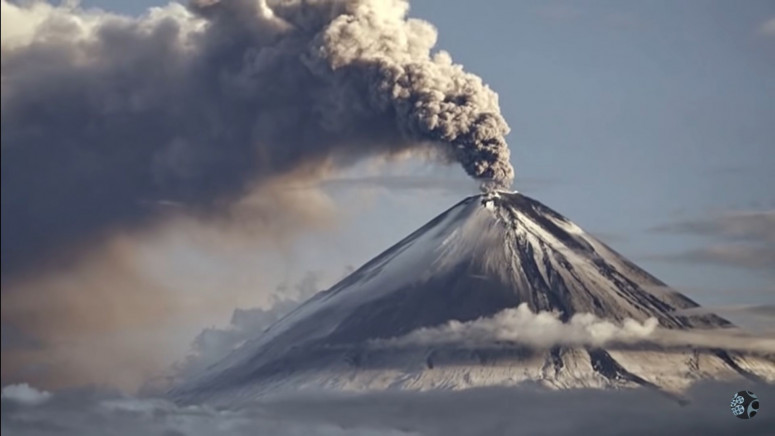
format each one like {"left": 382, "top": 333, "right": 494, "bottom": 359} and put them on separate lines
{"left": 2, "top": 382, "right": 774, "bottom": 436}
{"left": 1, "top": 0, "right": 514, "bottom": 280}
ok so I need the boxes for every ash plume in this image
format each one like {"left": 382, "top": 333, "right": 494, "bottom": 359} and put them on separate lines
{"left": 0, "top": 0, "right": 513, "bottom": 279}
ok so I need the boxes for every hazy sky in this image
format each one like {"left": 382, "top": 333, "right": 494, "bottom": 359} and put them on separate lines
{"left": 2, "top": 0, "right": 773, "bottom": 392}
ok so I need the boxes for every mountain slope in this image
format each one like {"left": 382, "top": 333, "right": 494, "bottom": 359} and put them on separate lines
{"left": 171, "top": 192, "right": 774, "bottom": 405}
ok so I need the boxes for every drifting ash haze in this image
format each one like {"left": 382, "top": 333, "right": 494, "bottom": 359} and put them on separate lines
{"left": 171, "top": 192, "right": 775, "bottom": 406}
{"left": 1, "top": 0, "right": 512, "bottom": 280}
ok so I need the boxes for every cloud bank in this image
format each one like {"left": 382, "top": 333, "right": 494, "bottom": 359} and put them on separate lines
{"left": 378, "top": 303, "right": 659, "bottom": 348}
{"left": 1, "top": 0, "right": 513, "bottom": 280}
{"left": 2, "top": 382, "right": 775, "bottom": 436}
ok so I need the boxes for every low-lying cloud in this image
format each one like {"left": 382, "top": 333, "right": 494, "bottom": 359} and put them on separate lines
{"left": 377, "top": 303, "right": 659, "bottom": 348}
{"left": 375, "top": 303, "right": 775, "bottom": 354}
{"left": 1, "top": 383, "right": 51, "bottom": 406}
{"left": 2, "top": 382, "right": 774, "bottom": 436}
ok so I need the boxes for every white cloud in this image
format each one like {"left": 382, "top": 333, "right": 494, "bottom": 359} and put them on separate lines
{"left": 374, "top": 303, "right": 775, "bottom": 354}
{"left": 376, "top": 303, "right": 659, "bottom": 348}
{"left": 0, "top": 0, "right": 201, "bottom": 50}
{"left": 1, "top": 383, "right": 52, "bottom": 406}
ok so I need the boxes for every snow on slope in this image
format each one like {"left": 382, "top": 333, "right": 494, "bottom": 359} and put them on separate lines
{"left": 170, "top": 192, "right": 774, "bottom": 405}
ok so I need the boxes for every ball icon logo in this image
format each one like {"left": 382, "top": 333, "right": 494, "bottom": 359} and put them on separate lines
{"left": 730, "top": 390, "right": 759, "bottom": 419}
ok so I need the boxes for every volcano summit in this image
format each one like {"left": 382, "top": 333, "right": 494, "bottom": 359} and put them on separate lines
{"left": 172, "top": 192, "right": 775, "bottom": 405}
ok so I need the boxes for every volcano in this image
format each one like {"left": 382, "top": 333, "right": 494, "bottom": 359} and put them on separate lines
{"left": 171, "top": 192, "right": 775, "bottom": 405}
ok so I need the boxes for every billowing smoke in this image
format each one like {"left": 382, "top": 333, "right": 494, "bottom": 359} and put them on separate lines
{"left": 0, "top": 0, "right": 513, "bottom": 279}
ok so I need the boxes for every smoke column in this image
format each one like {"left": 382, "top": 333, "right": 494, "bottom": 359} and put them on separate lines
{"left": 1, "top": 0, "right": 513, "bottom": 278}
